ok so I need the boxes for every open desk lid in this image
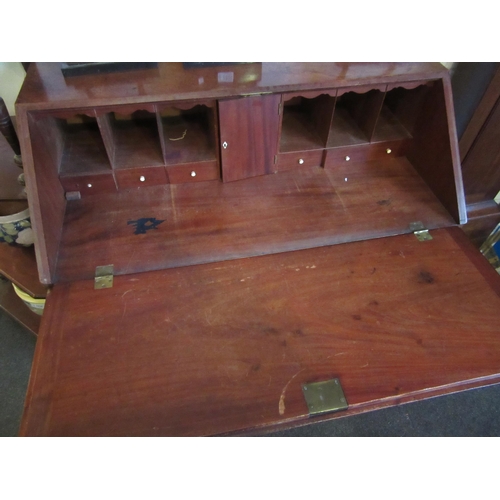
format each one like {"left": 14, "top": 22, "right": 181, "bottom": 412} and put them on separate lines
{"left": 21, "top": 227, "right": 500, "bottom": 436}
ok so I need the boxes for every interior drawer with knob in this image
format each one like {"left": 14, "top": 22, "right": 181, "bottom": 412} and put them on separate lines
{"left": 166, "top": 161, "right": 220, "bottom": 184}
{"left": 114, "top": 166, "right": 168, "bottom": 190}
{"left": 323, "top": 140, "right": 411, "bottom": 169}
{"left": 275, "top": 150, "right": 324, "bottom": 172}
{"left": 59, "top": 173, "right": 117, "bottom": 197}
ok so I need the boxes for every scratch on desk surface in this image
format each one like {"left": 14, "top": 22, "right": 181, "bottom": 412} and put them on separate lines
{"left": 278, "top": 368, "right": 305, "bottom": 416}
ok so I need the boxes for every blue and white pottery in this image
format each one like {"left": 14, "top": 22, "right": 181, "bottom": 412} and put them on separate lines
{"left": 0, "top": 207, "right": 34, "bottom": 247}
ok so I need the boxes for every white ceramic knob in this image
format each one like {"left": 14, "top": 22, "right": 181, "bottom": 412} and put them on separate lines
{"left": 345, "top": 156, "right": 350, "bottom": 161}
{"left": 298, "top": 158, "right": 304, "bottom": 165}
{"left": 87, "top": 183, "right": 92, "bottom": 188}
{"left": 191, "top": 171, "right": 196, "bottom": 177}
{"left": 222, "top": 141, "right": 228, "bottom": 149}
{"left": 139, "top": 176, "right": 146, "bottom": 182}
{"left": 386, "top": 148, "right": 392, "bottom": 154}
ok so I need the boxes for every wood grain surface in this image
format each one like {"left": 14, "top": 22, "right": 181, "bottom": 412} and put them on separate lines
{"left": 54, "top": 158, "right": 454, "bottom": 282}
{"left": 16, "top": 113, "right": 67, "bottom": 285}
{"left": 218, "top": 94, "right": 281, "bottom": 182}
{"left": 15, "top": 64, "right": 463, "bottom": 285}
{"left": 20, "top": 227, "right": 500, "bottom": 436}
{"left": 16, "top": 63, "right": 447, "bottom": 112}
{"left": 407, "top": 79, "right": 465, "bottom": 225}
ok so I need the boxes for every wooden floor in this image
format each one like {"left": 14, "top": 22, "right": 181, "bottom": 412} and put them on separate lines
{"left": 21, "top": 227, "right": 500, "bottom": 436}
{"left": 55, "top": 157, "right": 455, "bottom": 282}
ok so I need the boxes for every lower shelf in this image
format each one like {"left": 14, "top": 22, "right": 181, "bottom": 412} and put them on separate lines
{"left": 0, "top": 279, "right": 40, "bottom": 335}
{"left": 20, "top": 227, "right": 500, "bottom": 436}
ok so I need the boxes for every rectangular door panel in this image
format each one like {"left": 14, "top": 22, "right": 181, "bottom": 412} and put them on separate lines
{"left": 218, "top": 94, "right": 281, "bottom": 182}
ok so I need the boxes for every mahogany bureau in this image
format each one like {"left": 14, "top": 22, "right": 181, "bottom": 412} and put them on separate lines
{"left": 16, "top": 62, "right": 500, "bottom": 436}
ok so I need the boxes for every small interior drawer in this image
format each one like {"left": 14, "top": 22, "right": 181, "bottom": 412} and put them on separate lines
{"left": 115, "top": 166, "right": 168, "bottom": 190}
{"left": 324, "top": 140, "right": 411, "bottom": 169}
{"left": 59, "top": 173, "right": 117, "bottom": 196}
{"left": 275, "top": 150, "right": 324, "bottom": 172}
{"left": 166, "top": 161, "right": 219, "bottom": 184}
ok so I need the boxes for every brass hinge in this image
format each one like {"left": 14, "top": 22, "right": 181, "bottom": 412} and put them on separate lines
{"left": 94, "top": 264, "right": 114, "bottom": 289}
{"left": 302, "top": 378, "right": 348, "bottom": 416}
{"left": 410, "top": 221, "right": 433, "bottom": 241}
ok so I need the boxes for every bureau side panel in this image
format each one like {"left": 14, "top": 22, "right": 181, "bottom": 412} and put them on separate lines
{"left": 15, "top": 109, "right": 66, "bottom": 285}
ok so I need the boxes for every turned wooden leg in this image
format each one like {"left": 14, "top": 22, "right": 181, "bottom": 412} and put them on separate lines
{"left": 0, "top": 97, "right": 22, "bottom": 167}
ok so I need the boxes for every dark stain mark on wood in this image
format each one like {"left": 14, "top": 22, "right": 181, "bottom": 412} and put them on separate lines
{"left": 377, "top": 199, "right": 391, "bottom": 206}
{"left": 264, "top": 326, "right": 279, "bottom": 335}
{"left": 352, "top": 314, "right": 362, "bottom": 321}
{"left": 127, "top": 217, "right": 165, "bottom": 235}
{"left": 418, "top": 270, "right": 435, "bottom": 284}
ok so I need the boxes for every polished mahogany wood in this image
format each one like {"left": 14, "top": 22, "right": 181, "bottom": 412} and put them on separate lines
{"left": 324, "top": 139, "right": 410, "bottom": 168}
{"left": 280, "top": 106, "right": 325, "bottom": 152}
{"left": 115, "top": 166, "right": 168, "bottom": 190}
{"left": 59, "top": 120, "right": 112, "bottom": 176}
{"left": 16, "top": 112, "right": 66, "bottom": 284}
{"left": 59, "top": 172, "right": 117, "bottom": 196}
{"left": 345, "top": 89, "right": 386, "bottom": 142}
{"left": 406, "top": 79, "right": 466, "bottom": 225}
{"left": 218, "top": 94, "right": 281, "bottom": 182}
{"left": 20, "top": 227, "right": 500, "bottom": 436}
{"left": 15, "top": 64, "right": 465, "bottom": 284}
{"left": 166, "top": 161, "right": 219, "bottom": 183}
{"left": 107, "top": 112, "right": 164, "bottom": 169}
{"left": 16, "top": 63, "right": 448, "bottom": 112}
{"left": 371, "top": 105, "right": 413, "bottom": 142}
{"left": 54, "top": 159, "right": 454, "bottom": 283}
{"left": 157, "top": 104, "right": 217, "bottom": 166}
{"left": 280, "top": 93, "right": 335, "bottom": 152}
{"left": 328, "top": 104, "right": 369, "bottom": 147}
{"left": 275, "top": 150, "right": 324, "bottom": 172}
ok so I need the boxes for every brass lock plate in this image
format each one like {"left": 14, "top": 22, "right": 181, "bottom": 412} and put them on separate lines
{"left": 302, "top": 378, "right": 348, "bottom": 416}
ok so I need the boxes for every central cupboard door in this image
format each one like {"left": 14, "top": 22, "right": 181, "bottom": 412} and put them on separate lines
{"left": 218, "top": 94, "right": 282, "bottom": 182}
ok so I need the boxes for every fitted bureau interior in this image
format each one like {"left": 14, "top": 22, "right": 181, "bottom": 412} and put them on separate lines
{"left": 26, "top": 78, "right": 461, "bottom": 284}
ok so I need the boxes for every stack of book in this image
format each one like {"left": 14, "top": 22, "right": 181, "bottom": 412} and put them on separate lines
{"left": 480, "top": 222, "right": 500, "bottom": 274}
